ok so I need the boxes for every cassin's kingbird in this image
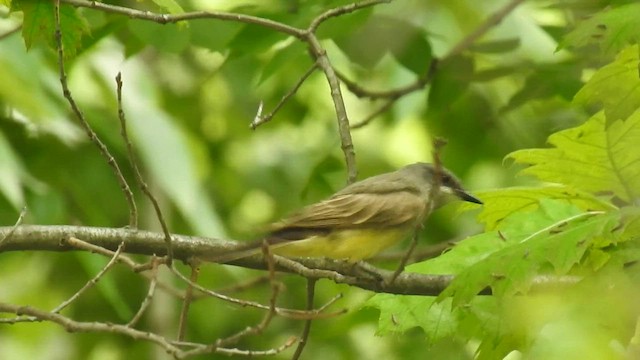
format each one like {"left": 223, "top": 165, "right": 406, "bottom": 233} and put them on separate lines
{"left": 215, "top": 162, "right": 481, "bottom": 263}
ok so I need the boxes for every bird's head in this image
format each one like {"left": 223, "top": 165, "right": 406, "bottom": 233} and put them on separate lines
{"left": 405, "top": 162, "right": 482, "bottom": 208}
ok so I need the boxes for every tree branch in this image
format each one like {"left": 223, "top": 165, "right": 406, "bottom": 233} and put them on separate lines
{"left": 0, "top": 225, "right": 579, "bottom": 296}
{"left": 61, "top": 0, "right": 377, "bottom": 183}
{"left": 304, "top": 33, "right": 358, "bottom": 183}
{"left": 0, "top": 301, "right": 298, "bottom": 358}
{"left": 250, "top": 62, "right": 319, "bottom": 130}
{"left": 54, "top": 0, "right": 138, "bottom": 232}
{"left": 60, "top": 0, "right": 305, "bottom": 39}
{"left": 345, "top": 0, "right": 526, "bottom": 126}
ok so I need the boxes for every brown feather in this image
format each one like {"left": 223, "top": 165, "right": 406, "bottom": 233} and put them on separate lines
{"left": 268, "top": 189, "right": 428, "bottom": 243}
{"left": 208, "top": 163, "right": 480, "bottom": 262}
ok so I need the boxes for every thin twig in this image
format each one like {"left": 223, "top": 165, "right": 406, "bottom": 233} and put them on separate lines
{"left": 442, "top": 0, "right": 526, "bottom": 62}
{"left": 389, "top": 138, "right": 447, "bottom": 284}
{"left": 115, "top": 72, "right": 174, "bottom": 263}
{"left": 60, "top": 0, "right": 305, "bottom": 39}
{"left": 212, "top": 242, "right": 282, "bottom": 349}
{"left": 53, "top": 241, "right": 126, "bottom": 314}
{"left": 177, "top": 260, "right": 199, "bottom": 341}
{"left": 0, "top": 225, "right": 584, "bottom": 296}
{"left": 60, "top": 0, "right": 394, "bottom": 184}
{"left": 0, "top": 206, "right": 27, "bottom": 248}
{"left": 0, "top": 300, "right": 299, "bottom": 358}
{"left": 347, "top": 60, "right": 438, "bottom": 129}
{"left": 292, "top": 278, "right": 317, "bottom": 360}
{"left": 316, "top": 293, "right": 343, "bottom": 313}
{"left": 264, "top": 239, "right": 280, "bottom": 321}
{"left": 0, "top": 237, "right": 127, "bottom": 325}
{"left": 61, "top": 237, "right": 343, "bottom": 320}
{"left": 169, "top": 264, "right": 335, "bottom": 319}
{"left": 250, "top": 62, "right": 319, "bottom": 129}
{"left": 62, "top": 236, "right": 186, "bottom": 301}
{"left": 340, "top": 59, "right": 439, "bottom": 101}
{"left": 127, "top": 257, "right": 160, "bottom": 327}
{"left": 114, "top": 73, "right": 138, "bottom": 228}
{"left": 346, "top": 0, "right": 526, "bottom": 126}
{"left": 388, "top": 231, "right": 419, "bottom": 284}
{"left": 63, "top": 236, "right": 170, "bottom": 273}
{"left": 64, "top": 236, "right": 151, "bottom": 268}
{"left": 0, "top": 302, "right": 182, "bottom": 356}
{"left": 303, "top": 1, "right": 399, "bottom": 183}
{"left": 251, "top": 101, "right": 264, "bottom": 129}
{"left": 63, "top": 236, "right": 337, "bottom": 320}
{"left": 215, "top": 275, "right": 271, "bottom": 293}
{"left": 350, "top": 98, "right": 396, "bottom": 129}
{"left": 371, "top": 240, "right": 456, "bottom": 263}
{"left": 214, "top": 336, "right": 298, "bottom": 357}
{"left": 308, "top": 0, "right": 391, "bottom": 32}
{"left": 305, "top": 33, "right": 358, "bottom": 183}
{"left": 53, "top": 0, "right": 137, "bottom": 226}
{"left": 178, "top": 335, "right": 299, "bottom": 358}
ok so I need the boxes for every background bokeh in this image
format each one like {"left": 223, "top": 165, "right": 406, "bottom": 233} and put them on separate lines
{"left": 0, "top": 0, "right": 635, "bottom": 359}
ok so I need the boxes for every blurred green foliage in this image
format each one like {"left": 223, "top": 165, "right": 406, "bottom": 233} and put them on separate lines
{"left": 1, "top": 0, "right": 640, "bottom": 359}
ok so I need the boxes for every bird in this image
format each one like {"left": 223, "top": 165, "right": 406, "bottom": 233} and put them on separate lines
{"left": 213, "top": 162, "right": 482, "bottom": 263}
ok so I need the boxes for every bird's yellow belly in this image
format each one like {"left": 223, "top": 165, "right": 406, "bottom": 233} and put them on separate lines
{"left": 272, "top": 228, "right": 409, "bottom": 262}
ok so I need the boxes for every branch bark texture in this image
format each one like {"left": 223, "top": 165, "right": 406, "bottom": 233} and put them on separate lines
{"left": 0, "top": 225, "right": 577, "bottom": 296}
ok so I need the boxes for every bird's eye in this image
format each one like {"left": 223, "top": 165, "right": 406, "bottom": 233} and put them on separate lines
{"left": 440, "top": 173, "right": 452, "bottom": 185}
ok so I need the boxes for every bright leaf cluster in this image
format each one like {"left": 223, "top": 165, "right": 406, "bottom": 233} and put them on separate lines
{"left": 370, "top": 13, "right": 640, "bottom": 360}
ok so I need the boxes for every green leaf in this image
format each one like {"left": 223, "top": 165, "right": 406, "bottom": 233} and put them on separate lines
{"left": 438, "top": 204, "right": 619, "bottom": 307}
{"left": 411, "top": 231, "right": 510, "bottom": 274}
{"left": 299, "top": 155, "right": 344, "bottom": 201}
{"left": 368, "top": 201, "right": 584, "bottom": 337}
{"left": 257, "top": 41, "right": 311, "bottom": 85}
{"left": 17, "top": 0, "right": 89, "bottom": 58}
{"left": 428, "top": 55, "right": 474, "bottom": 111}
{"left": 368, "top": 294, "right": 453, "bottom": 336}
{"left": 0, "top": 41, "right": 49, "bottom": 120}
{"left": 508, "top": 111, "right": 640, "bottom": 203}
{"left": 149, "top": 0, "right": 184, "bottom": 14}
{"left": 560, "top": 3, "right": 640, "bottom": 55}
{"left": 113, "top": 64, "right": 226, "bottom": 236}
{"left": 0, "top": 132, "right": 25, "bottom": 210}
{"left": 427, "top": 200, "right": 588, "bottom": 281}
{"left": 619, "top": 207, "right": 640, "bottom": 242}
{"left": 368, "top": 290, "right": 500, "bottom": 345}
{"left": 190, "top": 21, "right": 244, "bottom": 52}
{"left": 573, "top": 45, "right": 640, "bottom": 122}
{"left": 128, "top": 20, "right": 190, "bottom": 53}
{"left": 227, "top": 24, "right": 288, "bottom": 57}
{"left": 0, "top": 36, "right": 81, "bottom": 143}
{"left": 333, "top": 15, "right": 432, "bottom": 74}
{"left": 368, "top": 231, "right": 507, "bottom": 345}
{"left": 502, "top": 62, "right": 581, "bottom": 113}
{"left": 470, "top": 38, "right": 520, "bottom": 53}
{"left": 459, "top": 187, "right": 614, "bottom": 230}
{"left": 316, "top": 6, "right": 372, "bottom": 41}
{"left": 471, "top": 66, "right": 518, "bottom": 82}
{"left": 391, "top": 29, "right": 432, "bottom": 75}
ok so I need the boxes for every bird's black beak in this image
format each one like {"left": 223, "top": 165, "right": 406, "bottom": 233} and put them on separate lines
{"left": 457, "top": 190, "right": 483, "bottom": 204}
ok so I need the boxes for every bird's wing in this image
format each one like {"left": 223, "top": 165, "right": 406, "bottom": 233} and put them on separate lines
{"left": 270, "top": 189, "right": 427, "bottom": 233}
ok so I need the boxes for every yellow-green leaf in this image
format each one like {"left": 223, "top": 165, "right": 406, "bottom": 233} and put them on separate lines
{"left": 574, "top": 45, "right": 640, "bottom": 122}
{"left": 508, "top": 111, "right": 640, "bottom": 204}
{"left": 18, "top": 0, "right": 89, "bottom": 58}
{"left": 560, "top": 4, "right": 640, "bottom": 55}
